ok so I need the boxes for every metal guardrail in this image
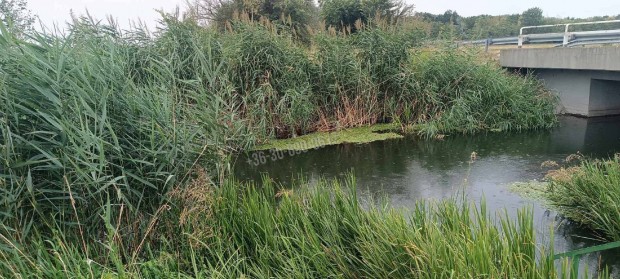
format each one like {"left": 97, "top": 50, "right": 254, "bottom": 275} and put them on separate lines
{"left": 461, "top": 20, "right": 620, "bottom": 49}
{"left": 554, "top": 240, "right": 620, "bottom": 279}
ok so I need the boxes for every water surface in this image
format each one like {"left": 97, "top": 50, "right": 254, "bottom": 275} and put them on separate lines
{"left": 235, "top": 116, "right": 620, "bottom": 276}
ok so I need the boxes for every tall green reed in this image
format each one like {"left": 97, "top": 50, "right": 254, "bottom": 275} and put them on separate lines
{"left": 406, "top": 47, "right": 557, "bottom": 136}
{"left": 145, "top": 175, "right": 561, "bottom": 278}
{"left": 211, "top": 17, "right": 557, "bottom": 139}
{"left": 0, "top": 16, "right": 250, "bottom": 240}
{"left": 547, "top": 157, "right": 620, "bottom": 241}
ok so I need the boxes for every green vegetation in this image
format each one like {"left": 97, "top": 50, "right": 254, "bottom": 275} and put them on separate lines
{"left": 409, "top": 49, "right": 557, "bottom": 137}
{"left": 163, "top": 16, "right": 556, "bottom": 141}
{"left": 187, "top": 0, "right": 319, "bottom": 41}
{"left": 189, "top": 0, "right": 412, "bottom": 36}
{"left": 319, "top": 0, "right": 413, "bottom": 32}
{"left": 0, "top": 17, "right": 252, "bottom": 237}
{"left": 416, "top": 8, "right": 620, "bottom": 40}
{"left": 0, "top": 5, "right": 561, "bottom": 277}
{"left": 188, "top": 0, "right": 620, "bottom": 41}
{"left": 509, "top": 180, "right": 549, "bottom": 202}
{"left": 511, "top": 157, "right": 620, "bottom": 244}
{"left": 0, "top": 175, "right": 564, "bottom": 277}
{"left": 255, "top": 123, "right": 403, "bottom": 151}
{"left": 546, "top": 157, "right": 620, "bottom": 241}
{"left": 520, "top": 7, "right": 544, "bottom": 26}
{"left": 0, "top": 0, "right": 34, "bottom": 37}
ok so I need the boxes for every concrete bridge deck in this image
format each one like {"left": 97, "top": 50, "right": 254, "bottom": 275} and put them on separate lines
{"left": 500, "top": 47, "right": 620, "bottom": 117}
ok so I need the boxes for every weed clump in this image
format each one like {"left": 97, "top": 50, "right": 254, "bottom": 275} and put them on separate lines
{"left": 546, "top": 157, "right": 620, "bottom": 241}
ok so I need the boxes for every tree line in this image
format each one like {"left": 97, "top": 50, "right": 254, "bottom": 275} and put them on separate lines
{"left": 3, "top": 0, "right": 620, "bottom": 41}
{"left": 185, "top": 1, "right": 620, "bottom": 40}
{"left": 416, "top": 7, "right": 620, "bottom": 39}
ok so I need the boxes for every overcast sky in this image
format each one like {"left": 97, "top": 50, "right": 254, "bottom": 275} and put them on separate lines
{"left": 27, "top": 0, "right": 620, "bottom": 31}
{"left": 28, "top": 0, "right": 182, "bottom": 31}
{"left": 414, "top": 0, "right": 620, "bottom": 18}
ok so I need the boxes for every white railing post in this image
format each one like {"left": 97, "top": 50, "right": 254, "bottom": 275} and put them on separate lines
{"left": 563, "top": 24, "right": 571, "bottom": 47}
{"left": 518, "top": 27, "right": 525, "bottom": 48}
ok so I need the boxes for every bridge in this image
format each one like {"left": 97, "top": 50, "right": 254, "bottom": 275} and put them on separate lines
{"left": 500, "top": 47, "right": 620, "bottom": 117}
{"left": 469, "top": 20, "right": 620, "bottom": 117}
{"left": 463, "top": 20, "right": 620, "bottom": 48}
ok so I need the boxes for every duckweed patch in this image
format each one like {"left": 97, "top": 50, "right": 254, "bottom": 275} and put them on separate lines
{"left": 254, "top": 123, "right": 403, "bottom": 151}
{"left": 509, "top": 180, "right": 550, "bottom": 202}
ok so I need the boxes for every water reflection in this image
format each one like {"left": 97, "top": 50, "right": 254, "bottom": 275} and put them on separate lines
{"left": 235, "top": 116, "right": 620, "bottom": 275}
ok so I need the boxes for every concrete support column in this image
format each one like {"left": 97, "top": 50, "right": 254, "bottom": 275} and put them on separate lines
{"left": 500, "top": 48, "right": 620, "bottom": 117}
{"left": 589, "top": 79, "right": 620, "bottom": 116}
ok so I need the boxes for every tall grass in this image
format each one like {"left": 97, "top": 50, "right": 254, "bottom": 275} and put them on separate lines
{"left": 410, "top": 48, "right": 558, "bottom": 136}
{"left": 546, "top": 157, "right": 620, "bottom": 241}
{"left": 212, "top": 18, "right": 557, "bottom": 139}
{"left": 0, "top": 175, "right": 563, "bottom": 278}
{"left": 170, "top": 176, "right": 562, "bottom": 278}
{"left": 0, "top": 16, "right": 251, "bottom": 242}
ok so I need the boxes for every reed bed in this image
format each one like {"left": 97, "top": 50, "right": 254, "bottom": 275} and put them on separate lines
{"left": 0, "top": 17, "right": 251, "bottom": 240}
{"left": 168, "top": 17, "right": 558, "bottom": 140}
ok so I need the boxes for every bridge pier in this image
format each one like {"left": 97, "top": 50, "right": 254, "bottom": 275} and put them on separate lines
{"left": 500, "top": 48, "right": 620, "bottom": 117}
{"left": 589, "top": 78, "right": 620, "bottom": 116}
{"left": 534, "top": 69, "right": 620, "bottom": 116}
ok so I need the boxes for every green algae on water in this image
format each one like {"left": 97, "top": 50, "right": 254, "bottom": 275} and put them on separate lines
{"left": 508, "top": 180, "right": 550, "bottom": 202}
{"left": 255, "top": 123, "right": 403, "bottom": 151}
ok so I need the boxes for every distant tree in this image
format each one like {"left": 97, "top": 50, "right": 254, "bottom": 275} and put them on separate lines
{"left": 319, "top": 0, "right": 413, "bottom": 32}
{"left": 320, "top": 0, "right": 363, "bottom": 31}
{"left": 363, "top": 0, "right": 412, "bottom": 22}
{"left": 415, "top": 12, "right": 437, "bottom": 22}
{"left": 185, "top": 0, "right": 225, "bottom": 26}
{"left": 440, "top": 10, "right": 459, "bottom": 25}
{"left": 520, "top": 7, "right": 543, "bottom": 27}
{"left": 0, "top": 0, "right": 35, "bottom": 36}
{"left": 412, "top": 8, "right": 620, "bottom": 40}
{"left": 470, "top": 15, "right": 517, "bottom": 38}
{"left": 187, "top": 0, "right": 318, "bottom": 33}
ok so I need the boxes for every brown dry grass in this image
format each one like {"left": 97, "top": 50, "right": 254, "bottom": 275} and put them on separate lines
{"left": 166, "top": 168, "right": 216, "bottom": 247}
{"left": 315, "top": 95, "right": 379, "bottom": 132}
{"left": 545, "top": 167, "right": 583, "bottom": 184}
